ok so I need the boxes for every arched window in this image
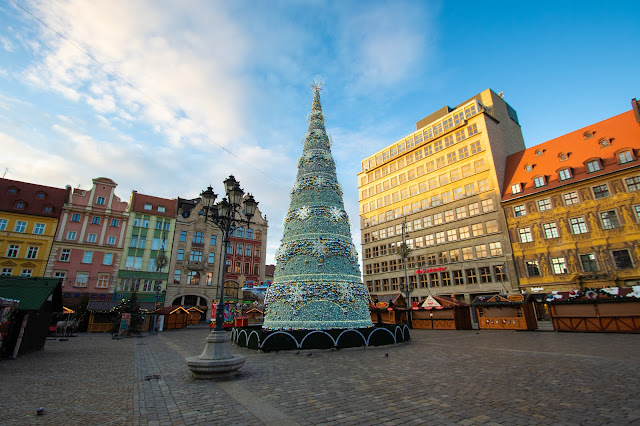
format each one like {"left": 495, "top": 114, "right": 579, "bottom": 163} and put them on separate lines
{"left": 188, "top": 271, "right": 200, "bottom": 285}
{"left": 192, "top": 232, "right": 204, "bottom": 244}
{"left": 236, "top": 227, "right": 244, "bottom": 238}
{"left": 245, "top": 229, "right": 254, "bottom": 239}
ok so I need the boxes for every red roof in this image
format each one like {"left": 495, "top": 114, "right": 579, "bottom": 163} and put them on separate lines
{"left": 503, "top": 110, "right": 640, "bottom": 202}
{"left": 130, "top": 191, "right": 177, "bottom": 218}
{"left": 0, "top": 178, "right": 69, "bottom": 218}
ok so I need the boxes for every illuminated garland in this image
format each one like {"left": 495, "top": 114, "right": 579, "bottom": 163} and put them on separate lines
{"left": 290, "top": 175, "right": 342, "bottom": 196}
{"left": 284, "top": 205, "right": 348, "bottom": 223}
{"left": 275, "top": 237, "right": 358, "bottom": 265}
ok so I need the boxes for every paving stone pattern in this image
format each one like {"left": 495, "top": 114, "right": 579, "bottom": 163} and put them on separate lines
{"left": 1, "top": 327, "right": 639, "bottom": 425}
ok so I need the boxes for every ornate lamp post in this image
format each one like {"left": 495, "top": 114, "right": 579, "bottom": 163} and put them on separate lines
{"left": 399, "top": 216, "right": 413, "bottom": 328}
{"left": 186, "top": 175, "right": 257, "bottom": 379}
{"left": 151, "top": 247, "right": 168, "bottom": 335}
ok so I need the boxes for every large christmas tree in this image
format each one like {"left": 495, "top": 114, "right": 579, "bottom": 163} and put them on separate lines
{"left": 263, "top": 84, "right": 373, "bottom": 330}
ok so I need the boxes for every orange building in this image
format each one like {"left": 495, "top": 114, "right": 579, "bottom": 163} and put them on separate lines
{"left": 502, "top": 99, "right": 640, "bottom": 294}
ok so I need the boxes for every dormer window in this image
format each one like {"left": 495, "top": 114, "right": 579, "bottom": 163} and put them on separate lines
{"left": 558, "top": 152, "right": 569, "bottom": 161}
{"left": 618, "top": 150, "right": 634, "bottom": 164}
{"left": 43, "top": 206, "right": 53, "bottom": 213}
{"left": 583, "top": 131, "right": 594, "bottom": 139}
{"left": 524, "top": 164, "right": 533, "bottom": 172}
{"left": 144, "top": 203, "right": 152, "bottom": 210}
{"left": 36, "top": 192, "right": 45, "bottom": 200}
{"left": 158, "top": 206, "right": 166, "bottom": 213}
{"left": 558, "top": 168, "right": 572, "bottom": 181}
{"left": 96, "top": 196, "right": 106, "bottom": 205}
{"left": 599, "top": 138, "right": 610, "bottom": 147}
{"left": 511, "top": 183, "right": 522, "bottom": 194}
{"left": 533, "top": 176, "right": 546, "bottom": 188}
{"left": 15, "top": 201, "right": 25, "bottom": 209}
{"left": 586, "top": 159, "right": 602, "bottom": 173}
{"left": 8, "top": 187, "right": 17, "bottom": 195}
{"left": 535, "top": 149, "right": 545, "bottom": 156}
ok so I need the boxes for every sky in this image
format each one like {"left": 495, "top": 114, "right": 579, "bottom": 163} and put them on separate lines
{"left": 1, "top": 0, "right": 638, "bottom": 267}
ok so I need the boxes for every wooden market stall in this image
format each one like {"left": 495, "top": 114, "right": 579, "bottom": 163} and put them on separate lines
{"left": 154, "top": 306, "right": 189, "bottom": 330}
{"left": 547, "top": 287, "right": 640, "bottom": 333}
{"left": 412, "top": 295, "right": 472, "bottom": 330}
{"left": 370, "top": 294, "right": 408, "bottom": 325}
{"left": 472, "top": 294, "right": 537, "bottom": 331}
{"left": 245, "top": 308, "right": 264, "bottom": 325}
{"left": 186, "top": 307, "right": 204, "bottom": 325}
{"left": 87, "top": 301, "right": 155, "bottom": 332}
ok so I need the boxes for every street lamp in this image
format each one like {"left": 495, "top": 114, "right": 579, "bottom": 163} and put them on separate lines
{"left": 186, "top": 175, "right": 258, "bottom": 379}
{"left": 151, "top": 241, "right": 168, "bottom": 335}
{"left": 399, "top": 216, "right": 413, "bottom": 328}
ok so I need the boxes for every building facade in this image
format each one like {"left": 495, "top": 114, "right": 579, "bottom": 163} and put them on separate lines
{"left": 0, "top": 179, "right": 69, "bottom": 278}
{"left": 165, "top": 194, "right": 268, "bottom": 320}
{"left": 115, "top": 191, "right": 177, "bottom": 305}
{"left": 45, "top": 177, "right": 129, "bottom": 305}
{"left": 502, "top": 100, "right": 640, "bottom": 294}
{"left": 359, "top": 89, "right": 525, "bottom": 304}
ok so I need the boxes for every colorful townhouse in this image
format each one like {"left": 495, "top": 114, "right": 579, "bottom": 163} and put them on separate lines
{"left": 44, "top": 177, "right": 129, "bottom": 305}
{"left": 502, "top": 98, "right": 640, "bottom": 294}
{"left": 115, "top": 191, "right": 177, "bottom": 305}
{"left": 0, "top": 178, "right": 69, "bottom": 277}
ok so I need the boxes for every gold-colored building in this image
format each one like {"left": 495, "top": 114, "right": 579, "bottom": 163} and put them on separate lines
{"left": 359, "top": 89, "right": 526, "bottom": 304}
{"left": 0, "top": 179, "right": 69, "bottom": 277}
{"left": 502, "top": 100, "right": 640, "bottom": 293}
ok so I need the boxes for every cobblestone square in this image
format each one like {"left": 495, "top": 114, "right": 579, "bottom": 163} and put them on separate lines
{"left": 1, "top": 328, "right": 639, "bottom": 425}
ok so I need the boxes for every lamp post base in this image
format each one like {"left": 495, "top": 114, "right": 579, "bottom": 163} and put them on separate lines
{"left": 186, "top": 330, "right": 245, "bottom": 380}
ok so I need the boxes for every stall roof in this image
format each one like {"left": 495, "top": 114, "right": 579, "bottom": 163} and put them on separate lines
{"left": 87, "top": 300, "right": 157, "bottom": 312}
{"left": 0, "top": 277, "right": 62, "bottom": 311}
{"left": 420, "top": 295, "right": 469, "bottom": 308}
{"left": 547, "top": 287, "right": 640, "bottom": 304}
{"left": 154, "top": 306, "right": 189, "bottom": 315}
{"left": 472, "top": 294, "right": 534, "bottom": 306}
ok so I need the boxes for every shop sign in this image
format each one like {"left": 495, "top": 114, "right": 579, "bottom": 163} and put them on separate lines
{"left": 508, "top": 294, "right": 524, "bottom": 302}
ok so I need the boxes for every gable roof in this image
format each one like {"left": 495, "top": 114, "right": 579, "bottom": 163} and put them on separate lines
{"left": 503, "top": 110, "right": 640, "bottom": 202}
{"left": 0, "top": 178, "right": 69, "bottom": 218}
{"left": 0, "top": 277, "right": 62, "bottom": 311}
{"left": 130, "top": 191, "right": 177, "bottom": 218}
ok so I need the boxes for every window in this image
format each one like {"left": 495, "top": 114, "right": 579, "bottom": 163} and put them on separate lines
{"left": 626, "top": 176, "right": 640, "bottom": 191}
{"left": 543, "top": 223, "right": 559, "bottom": 239}
{"left": 439, "top": 251, "right": 448, "bottom": 264}
{"left": 21, "top": 269, "right": 32, "bottom": 277}
{"left": 144, "top": 203, "right": 152, "bottom": 210}
{"left": 15, "top": 201, "right": 24, "bottom": 209}
{"left": 475, "top": 244, "right": 488, "bottom": 258}
{"left": 33, "top": 223, "right": 46, "bottom": 235}
{"left": 97, "top": 274, "right": 110, "bottom": 289}
{"left": 91, "top": 216, "right": 101, "bottom": 225}
{"left": 174, "top": 270, "right": 182, "bottom": 284}
{"left": 570, "top": 217, "right": 588, "bottom": 234}
{"left": 455, "top": 206, "right": 467, "bottom": 219}
{"left": 236, "top": 243, "right": 243, "bottom": 255}
{"left": 59, "top": 248, "right": 71, "bottom": 261}
{"left": 425, "top": 234, "right": 434, "bottom": 246}
{"left": 435, "top": 232, "right": 446, "bottom": 244}
{"left": 537, "top": 198, "right": 552, "bottom": 211}
{"left": 467, "top": 123, "right": 478, "bottom": 136}
{"left": 155, "top": 221, "right": 163, "bottom": 230}
{"left": 142, "top": 220, "right": 149, "bottom": 228}
{"left": 190, "top": 250, "right": 203, "bottom": 261}
{"left": 519, "top": 228, "right": 533, "bottom": 243}
{"left": 87, "top": 233, "right": 97, "bottom": 243}
{"left": 586, "top": 160, "right": 601, "bottom": 173}
{"left": 466, "top": 182, "right": 478, "bottom": 195}
{"left": 563, "top": 191, "right": 580, "bottom": 205}
{"left": 551, "top": 257, "right": 567, "bottom": 274}
{"left": 0, "top": 219, "right": 7, "bottom": 231}
{"left": 459, "top": 146, "right": 469, "bottom": 159}
{"left": 466, "top": 269, "right": 478, "bottom": 284}
{"left": 514, "top": 205, "right": 526, "bottom": 217}
{"left": 558, "top": 169, "right": 572, "bottom": 180}
{"left": 618, "top": 151, "right": 633, "bottom": 164}
{"left": 188, "top": 271, "right": 200, "bottom": 285}
{"left": 447, "top": 151, "right": 457, "bottom": 164}
{"left": 210, "top": 235, "right": 217, "bottom": 245}
{"left": 580, "top": 253, "right": 598, "bottom": 272}
{"left": 526, "top": 261, "right": 540, "bottom": 276}
{"left": 102, "top": 253, "right": 113, "bottom": 265}
{"left": 26, "top": 246, "right": 39, "bottom": 259}
{"left": 82, "top": 251, "right": 93, "bottom": 264}
{"left": 193, "top": 232, "right": 204, "bottom": 244}
{"left": 600, "top": 211, "right": 620, "bottom": 229}
{"left": 158, "top": 205, "right": 166, "bottom": 213}
{"left": 179, "top": 231, "right": 187, "bottom": 242}
{"left": 467, "top": 202, "right": 479, "bottom": 216}
{"left": 453, "top": 270, "right": 464, "bottom": 286}
{"left": 14, "top": 221, "right": 27, "bottom": 233}
{"left": 447, "top": 229, "right": 458, "bottom": 241}
{"left": 471, "top": 223, "right": 484, "bottom": 236}
{"left": 206, "top": 272, "right": 213, "bottom": 286}
{"left": 75, "top": 273, "right": 89, "bottom": 287}
{"left": 1, "top": 267, "right": 13, "bottom": 276}
{"left": 459, "top": 226, "right": 470, "bottom": 239}
{"left": 106, "top": 236, "right": 116, "bottom": 245}
{"left": 449, "top": 249, "right": 460, "bottom": 262}
{"left": 485, "top": 220, "right": 499, "bottom": 234}
{"left": 71, "top": 213, "right": 81, "bottom": 222}
{"left": 208, "top": 252, "right": 215, "bottom": 263}
{"left": 245, "top": 245, "right": 252, "bottom": 256}
{"left": 511, "top": 183, "right": 522, "bottom": 194}
{"left": 613, "top": 250, "right": 633, "bottom": 269}
{"left": 96, "top": 196, "right": 106, "bottom": 205}
{"left": 236, "top": 228, "right": 245, "bottom": 238}
{"left": 480, "top": 267, "right": 492, "bottom": 283}
{"left": 462, "top": 247, "right": 473, "bottom": 260}
{"left": 592, "top": 184, "right": 610, "bottom": 199}
{"left": 494, "top": 265, "right": 506, "bottom": 282}
{"left": 533, "top": 176, "right": 546, "bottom": 187}
{"left": 137, "top": 236, "right": 146, "bottom": 248}
{"left": 461, "top": 164, "right": 472, "bottom": 177}
{"left": 489, "top": 242, "right": 502, "bottom": 256}
{"left": 481, "top": 198, "right": 494, "bottom": 212}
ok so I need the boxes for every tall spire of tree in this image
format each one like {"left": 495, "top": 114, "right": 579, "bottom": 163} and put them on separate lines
{"left": 263, "top": 84, "right": 373, "bottom": 330}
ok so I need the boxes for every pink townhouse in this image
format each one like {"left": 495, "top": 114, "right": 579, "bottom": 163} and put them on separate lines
{"left": 45, "top": 177, "right": 129, "bottom": 306}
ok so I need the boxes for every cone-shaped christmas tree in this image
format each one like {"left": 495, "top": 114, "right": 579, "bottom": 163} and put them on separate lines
{"left": 263, "top": 84, "right": 373, "bottom": 330}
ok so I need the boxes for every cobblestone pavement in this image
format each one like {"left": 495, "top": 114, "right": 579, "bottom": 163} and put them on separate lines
{"left": 2, "top": 328, "right": 640, "bottom": 425}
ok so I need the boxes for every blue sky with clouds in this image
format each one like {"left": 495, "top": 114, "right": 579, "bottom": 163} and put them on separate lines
{"left": 0, "top": 1, "right": 638, "bottom": 265}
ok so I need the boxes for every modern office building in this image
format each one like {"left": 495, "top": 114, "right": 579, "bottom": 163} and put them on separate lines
{"left": 1, "top": 178, "right": 69, "bottom": 278}
{"left": 502, "top": 99, "right": 640, "bottom": 293}
{"left": 359, "top": 89, "right": 525, "bottom": 304}
{"left": 115, "top": 191, "right": 177, "bottom": 305}
{"left": 45, "top": 177, "right": 129, "bottom": 305}
{"left": 164, "top": 193, "right": 268, "bottom": 321}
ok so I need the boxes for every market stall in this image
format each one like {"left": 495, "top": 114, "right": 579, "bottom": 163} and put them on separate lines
{"left": 412, "top": 295, "right": 472, "bottom": 330}
{"left": 369, "top": 294, "right": 408, "bottom": 325}
{"left": 547, "top": 287, "right": 640, "bottom": 333}
{"left": 472, "top": 294, "right": 537, "bottom": 331}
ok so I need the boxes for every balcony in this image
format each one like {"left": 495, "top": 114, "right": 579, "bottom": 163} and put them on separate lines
{"left": 188, "top": 261, "right": 204, "bottom": 271}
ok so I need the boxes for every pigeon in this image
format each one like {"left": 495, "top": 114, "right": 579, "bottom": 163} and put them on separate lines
{"left": 307, "top": 352, "right": 312, "bottom": 356}
{"left": 37, "top": 408, "right": 45, "bottom": 416}
{"left": 385, "top": 353, "right": 389, "bottom": 357}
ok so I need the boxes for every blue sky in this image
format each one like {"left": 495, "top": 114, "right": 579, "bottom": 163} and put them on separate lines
{"left": 0, "top": 1, "right": 638, "bottom": 265}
